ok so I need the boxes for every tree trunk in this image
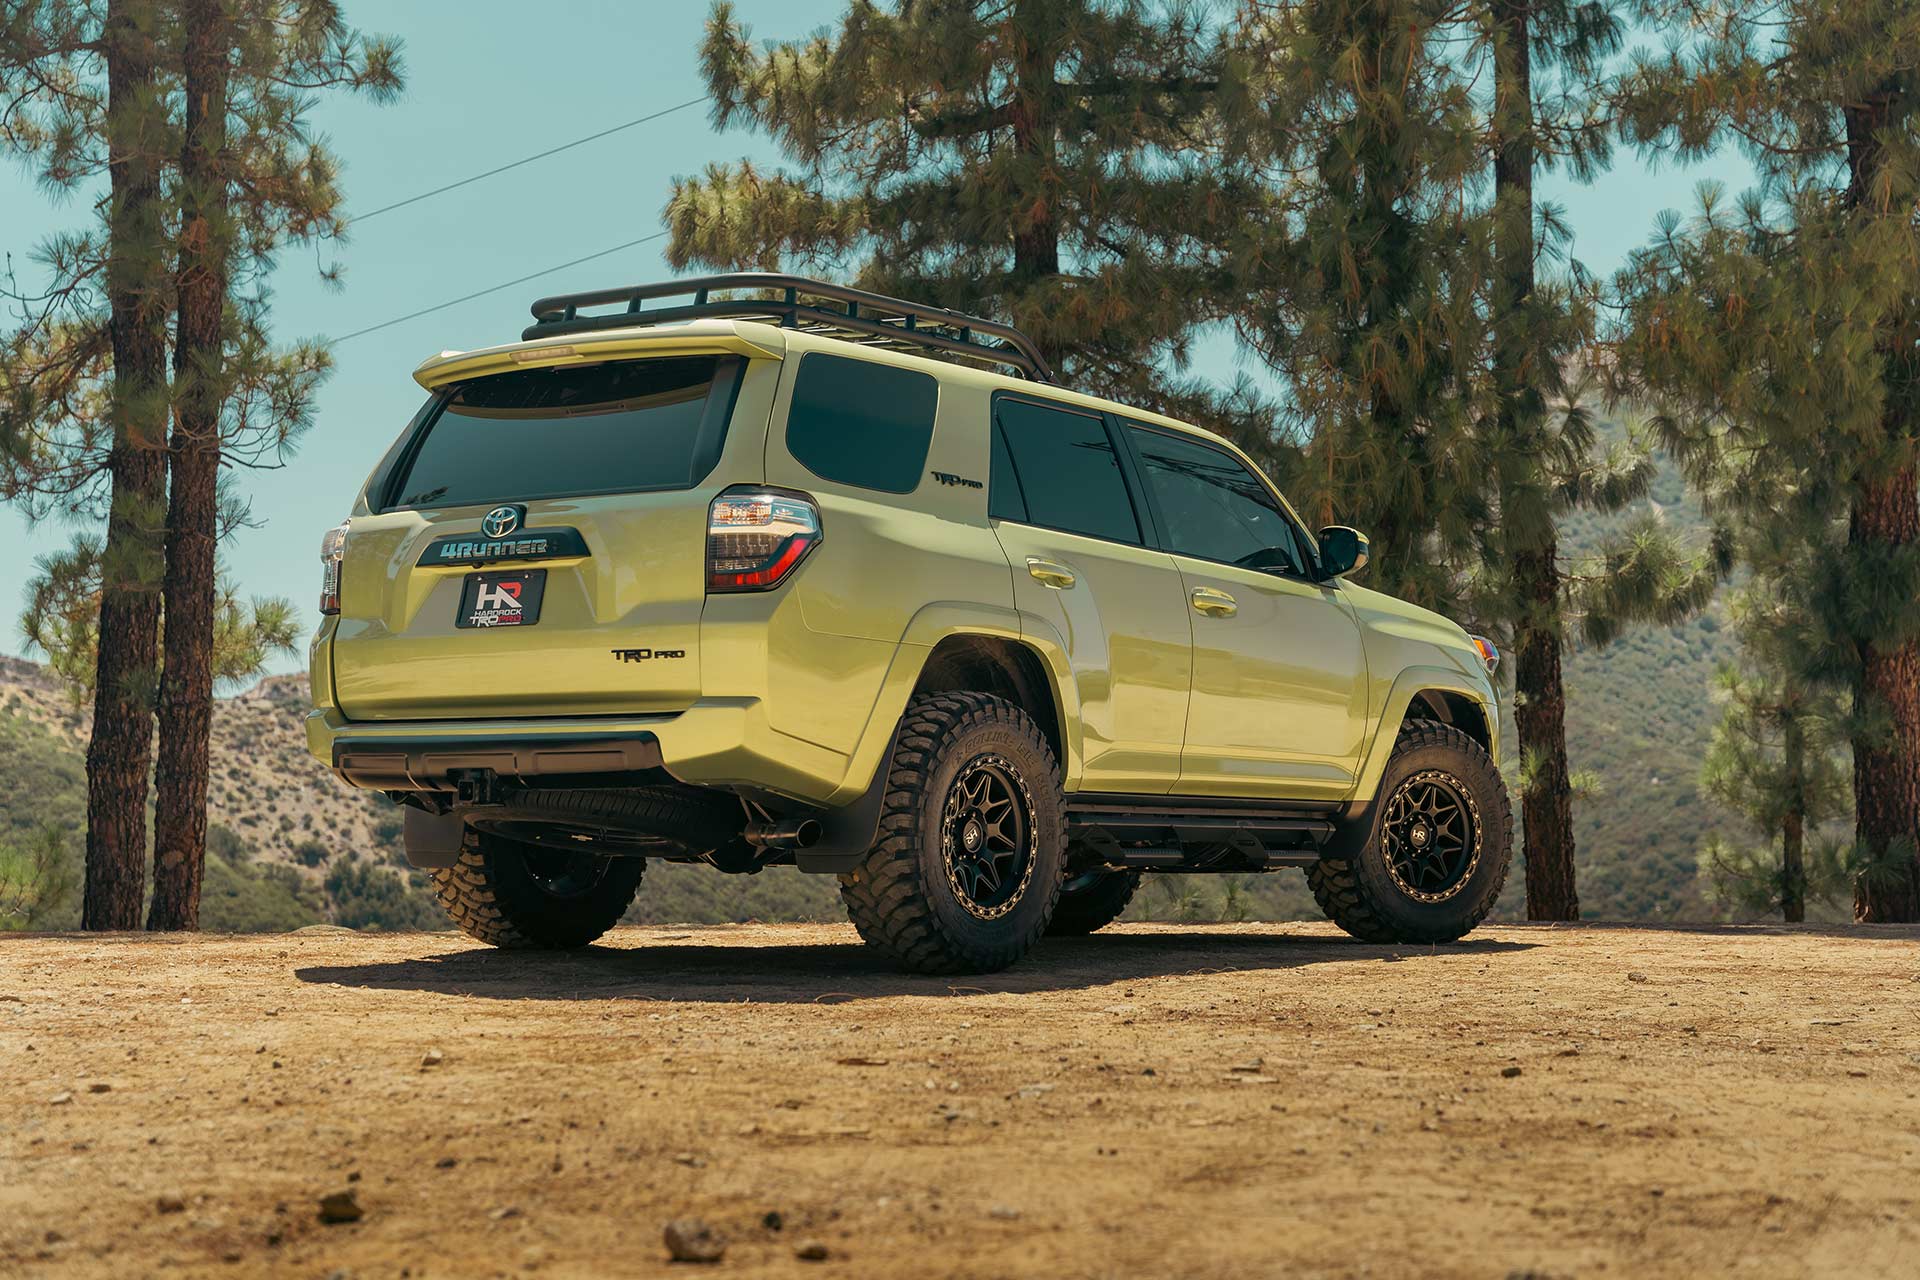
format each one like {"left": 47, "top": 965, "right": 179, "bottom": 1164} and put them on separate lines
{"left": 83, "top": 0, "right": 168, "bottom": 931}
{"left": 1841, "top": 96, "right": 1920, "bottom": 923}
{"left": 1515, "top": 547, "right": 1579, "bottom": 920}
{"left": 1008, "top": 0, "right": 1062, "bottom": 374}
{"left": 1491, "top": 0, "right": 1577, "bottom": 919}
{"left": 150, "top": 0, "right": 231, "bottom": 931}
{"left": 1780, "top": 814, "right": 1807, "bottom": 924}
{"left": 1849, "top": 465, "right": 1920, "bottom": 922}
{"left": 1780, "top": 715, "right": 1807, "bottom": 923}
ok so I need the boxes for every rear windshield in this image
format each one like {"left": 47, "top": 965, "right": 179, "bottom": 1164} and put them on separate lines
{"left": 386, "top": 355, "right": 741, "bottom": 510}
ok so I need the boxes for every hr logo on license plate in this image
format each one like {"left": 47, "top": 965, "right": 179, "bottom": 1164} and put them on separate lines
{"left": 457, "top": 568, "right": 547, "bottom": 629}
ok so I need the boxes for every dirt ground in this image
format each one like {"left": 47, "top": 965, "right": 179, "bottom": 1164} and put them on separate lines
{"left": 3, "top": 921, "right": 1917, "bottom": 1279}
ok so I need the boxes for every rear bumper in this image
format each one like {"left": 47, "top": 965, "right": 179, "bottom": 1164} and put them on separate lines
{"left": 330, "top": 731, "right": 665, "bottom": 790}
{"left": 306, "top": 700, "right": 855, "bottom": 805}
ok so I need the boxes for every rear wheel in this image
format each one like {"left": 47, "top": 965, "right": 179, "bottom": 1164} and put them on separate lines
{"left": 431, "top": 787, "right": 734, "bottom": 949}
{"left": 1046, "top": 866, "right": 1140, "bottom": 936}
{"left": 839, "top": 691, "right": 1065, "bottom": 973}
{"left": 1308, "top": 721, "right": 1512, "bottom": 944}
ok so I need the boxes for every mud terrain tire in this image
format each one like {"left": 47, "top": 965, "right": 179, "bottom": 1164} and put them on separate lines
{"left": 1047, "top": 867, "right": 1140, "bottom": 936}
{"left": 839, "top": 691, "right": 1066, "bottom": 974}
{"left": 431, "top": 788, "right": 730, "bottom": 949}
{"left": 1308, "top": 721, "right": 1512, "bottom": 944}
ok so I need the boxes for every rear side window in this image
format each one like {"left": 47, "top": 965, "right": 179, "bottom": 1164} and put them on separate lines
{"left": 1125, "top": 424, "right": 1311, "bottom": 574}
{"left": 992, "top": 397, "right": 1141, "bottom": 545}
{"left": 785, "top": 353, "right": 938, "bottom": 493}
{"left": 389, "top": 355, "right": 740, "bottom": 510}
{"left": 988, "top": 419, "right": 1027, "bottom": 522}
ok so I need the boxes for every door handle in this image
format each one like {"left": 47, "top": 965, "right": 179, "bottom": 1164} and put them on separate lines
{"left": 1190, "top": 587, "right": 1237, "bottom": 617}
{"left": 1026, "top": 558, "right": 1077, "bottom": 590}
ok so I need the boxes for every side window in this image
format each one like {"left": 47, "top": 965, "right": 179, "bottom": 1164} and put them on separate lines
{"left": 988, "top": 418, "right": 1028, "bottom": 522}
{"left": 785, "top": 352, "right": 938, "bottom": 493}
{"left": 993, "top": 398, "right": 1141, "bottom": 544}
{"left": 1125, "top": 424, "right": 1309, "bottom": 574}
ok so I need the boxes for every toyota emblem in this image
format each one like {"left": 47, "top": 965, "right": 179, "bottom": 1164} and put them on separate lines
{"left": 480, "top": 505, "right": 522, "bottom": 539}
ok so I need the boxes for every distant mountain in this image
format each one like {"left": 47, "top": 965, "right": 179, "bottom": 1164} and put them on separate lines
{"left": 0, "top": 655, "right": 393, "bottom": 870}
{"left": 1552, "top": 426, "right": 1736, "bottom": 920}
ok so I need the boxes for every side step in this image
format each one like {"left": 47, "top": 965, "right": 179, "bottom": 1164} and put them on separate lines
{"left": 1065, "top": 793, "right": 1339, "bottom": 872}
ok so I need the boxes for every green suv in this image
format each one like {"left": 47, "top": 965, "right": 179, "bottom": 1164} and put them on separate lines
{"left": 309, "top": 274, "right": 1510, "bottom": 973}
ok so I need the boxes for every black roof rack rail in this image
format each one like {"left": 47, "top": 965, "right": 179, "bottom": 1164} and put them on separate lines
{"left": 522, "top": 272, "right": 1056, "bottom": 383}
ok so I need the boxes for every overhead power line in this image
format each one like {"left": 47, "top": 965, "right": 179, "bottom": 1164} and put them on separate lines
{"left": 351, "top": 96, "right": 707, "bottom": 224}
{"left": 330, "top": 230, "right": 669, "bottom": 345}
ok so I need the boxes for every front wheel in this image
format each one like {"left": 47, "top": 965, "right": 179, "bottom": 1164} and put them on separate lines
{"left": 1308, "top": 721, "right": 1513, "bottom": 943}
{"left": 839, "top": 692, "right": 1066, "bottom": 973}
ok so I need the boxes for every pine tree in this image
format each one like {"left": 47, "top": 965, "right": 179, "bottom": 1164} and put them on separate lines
{"left": 150, "top": 0, "right": 233, "bottom": 931}
{"left": 2, "top": 1, "right": 399, "bottom": 930}
{"left": 149, "top": 0, "right": 399, "bottom": 929}
{"left": 1695, "top": 500, "right": 1852, "bottom": 921}
{"left": 1697, "top": 645, "right": 1851, "bottom": 922}
{"left": 22, "top": 531, "right": 299, "bottom": 701}
{"left": 1470, "top": 0, "right": 1619, "bottom": 920}
{"left": 1219, "top": 0, "right": 1494, "bottom": 611}
{"left": 94, "top": 0, "right": 169, "bottom": 931}
{"left": 1613, "top": 1, "right": 1920, "bottom": 922}
{"left": 666, "top": 0, "right": 1248, "bottom": 421}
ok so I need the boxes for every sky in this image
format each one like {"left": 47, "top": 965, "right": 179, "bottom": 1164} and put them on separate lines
{"left": 0, "top": 0, "right": 1754, "bottom": 670}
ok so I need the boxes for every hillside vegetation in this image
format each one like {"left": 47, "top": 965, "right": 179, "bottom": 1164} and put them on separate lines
{"left": 0, "top": 448, "right": 1740, "bottom": 930}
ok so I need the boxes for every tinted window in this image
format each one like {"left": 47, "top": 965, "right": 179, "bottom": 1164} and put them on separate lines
{"left": 988, "top": 419, "right": 1027, "bottom": 522}
{"left": 1126, "top": 425, "right": 1309, "bottom": 574}
{"left": 392, "top": 355, "right": 735, "bottom": 509}
{"left": 993, "top": 398, "right": 1140, "bottom": 544}
{"left": 786, "top": 353, "right": 938, "bottom": 493}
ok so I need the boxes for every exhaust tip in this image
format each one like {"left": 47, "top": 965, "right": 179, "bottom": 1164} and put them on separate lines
{"left": 742, "top": 816, "right": 824, "bottom": 851}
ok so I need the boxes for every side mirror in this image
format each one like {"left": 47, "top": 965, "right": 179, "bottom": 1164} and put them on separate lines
{"left": 1318, "top": 526, "right": 1370, "bottom": 578}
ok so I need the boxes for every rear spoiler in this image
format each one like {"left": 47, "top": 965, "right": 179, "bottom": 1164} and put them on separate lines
{"left": 412, "top": 321, "right": 785, "bottom": 390}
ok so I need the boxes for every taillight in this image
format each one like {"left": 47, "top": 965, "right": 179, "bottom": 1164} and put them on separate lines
{"left": 319, "top": 522, "right": 349, "bottom": 614}
{"left": 707, "top": 488, "right": 822, "bottom": 592}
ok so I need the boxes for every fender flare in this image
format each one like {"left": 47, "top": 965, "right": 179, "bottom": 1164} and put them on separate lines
{"left": 821, "top": 603, "right": 1085, "bottom": 810}
{"left": 1341, "top": 665, "right": 1499, "bottom": 822}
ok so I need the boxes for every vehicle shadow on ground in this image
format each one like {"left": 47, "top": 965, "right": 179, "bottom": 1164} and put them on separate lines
{"left": 294, "top": 930, "right": 1537, "bottom": 1004}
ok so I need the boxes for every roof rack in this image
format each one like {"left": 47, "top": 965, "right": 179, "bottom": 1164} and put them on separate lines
{"left": 523, "top": 272, "right": 1056, "bottom": 383}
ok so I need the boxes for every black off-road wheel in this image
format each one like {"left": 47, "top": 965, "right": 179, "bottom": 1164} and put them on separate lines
{"left": 1046, "top": 866, "right": 1140, "bottom": 936}
{"left": 431, "top": 788, "right": 733, "bottom": 949}
{"left": 839, "top": 691, "right": 1066, "bottom": 974}
{"left": 1308, "top": 721, "right": 1513, "bottom": 944}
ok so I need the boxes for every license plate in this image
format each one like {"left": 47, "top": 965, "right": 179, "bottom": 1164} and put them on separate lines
{"left": 456, "top": 569, "right": 546, "bottom": 629}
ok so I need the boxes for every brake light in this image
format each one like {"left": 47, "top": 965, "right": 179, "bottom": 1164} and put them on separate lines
{"left": 707, "top": 489, "right": 822, "bottom": 592}
{"left": 319, "top": 522, "right": 349, "bottom": 614}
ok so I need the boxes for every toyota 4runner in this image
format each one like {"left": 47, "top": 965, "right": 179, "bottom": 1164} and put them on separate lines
{"left": 308, "top": 274, "right": 1512, "bottom": 973}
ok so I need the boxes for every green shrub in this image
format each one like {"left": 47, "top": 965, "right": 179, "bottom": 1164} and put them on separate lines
{"left": 0, "top": 827, "right": 79, "bottom": 930}
{"left": 200, "top": 851, "right": 323, "bottom": 932}
{"left": 208, "top": 823, "right": 251, "bottom": 865}
{"left": 323, "top": 860, "right": 445, "bottom": 931}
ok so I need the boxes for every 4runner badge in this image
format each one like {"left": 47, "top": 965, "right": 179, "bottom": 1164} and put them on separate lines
{"left": 418, "top": 525, "right": 590, "bottom": 566}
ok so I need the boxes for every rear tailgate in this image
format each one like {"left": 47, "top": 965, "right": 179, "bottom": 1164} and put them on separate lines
{"left": 330, "top": 351, "right": 764, "bottom": 721}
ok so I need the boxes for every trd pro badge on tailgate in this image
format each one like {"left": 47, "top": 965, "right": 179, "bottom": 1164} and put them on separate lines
{"left": 456, "top": 568, "right": 547, "bottom": 629}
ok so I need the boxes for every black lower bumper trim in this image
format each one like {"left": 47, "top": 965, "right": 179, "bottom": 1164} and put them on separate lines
{"left": 332, "top": 732, "right": 665, "bottom": 791}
